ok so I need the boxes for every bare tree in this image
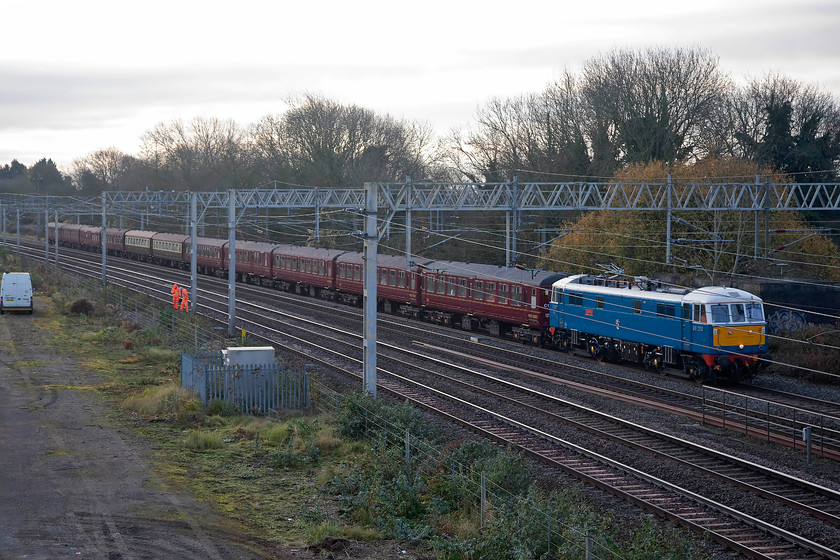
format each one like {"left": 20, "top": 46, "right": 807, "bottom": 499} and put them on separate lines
{"left": 726, "top": 74, "right": 840, "bottom": 181}
{"left": 254, "top": 94, "right": 433, "bottom": 188}
{"left": 445, "top": 70, "right": 592, "bottom": 182}
{"left": 580, "top": 47, "right": 730, "bottom": 166}
{"left": 140, "top": 117, "right": 251, "bottom": 190}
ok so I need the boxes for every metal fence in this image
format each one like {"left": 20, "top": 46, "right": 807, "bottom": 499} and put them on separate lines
{"left": 181, "top": 352, "right": 310, "bottom": 413}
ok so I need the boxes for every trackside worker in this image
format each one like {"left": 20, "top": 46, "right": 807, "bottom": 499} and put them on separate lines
{"left": 179, "top": 286, "right": 189, "bottom": 312}
{"left": 171, "top": 283, "right": 180, "bottom": 310}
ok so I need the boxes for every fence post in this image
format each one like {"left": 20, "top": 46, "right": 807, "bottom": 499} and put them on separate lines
{"left": 586, "top": 529, "right": 592, "bottom": 559}
{"left": 767, "top": 400, "right": 770, "bottom": 442}
{"left": 744, "top": 395, "right": 748, "bottom": 435}
{"left": 546, "top": 516, "right": 552, "bottom": 559}
{"left": 405, "top": 430, "right": 411, "bottom": 477}
{"left": 480, "top": 471, "right": 486, "bottom": 528}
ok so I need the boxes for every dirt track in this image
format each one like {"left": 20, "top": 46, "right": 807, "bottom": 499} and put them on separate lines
{"left": 0, "top": 300, "right": 290, "bottom": 559}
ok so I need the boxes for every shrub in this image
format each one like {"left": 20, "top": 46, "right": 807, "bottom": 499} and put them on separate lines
{"left": 123, "top": 384, "right": 202, "bottom": 422}
{"left": 766, "top": 323, "right": 840, "bottom": 383}
{"left": 68, "top": 298, "right": 95, "bottom": 315}
{"left": 184, "top": 430, "right": 223, "bottom": 450}
{"left": 205, "top": 399, "right": 240, "bottom": 417}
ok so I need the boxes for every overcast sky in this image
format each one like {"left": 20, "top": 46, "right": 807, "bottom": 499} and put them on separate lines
{"left": 2, "top": 0, "right": 839, "bottom": 170}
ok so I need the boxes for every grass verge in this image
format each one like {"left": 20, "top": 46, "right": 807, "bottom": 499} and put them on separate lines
{"left": 37, "top": 272, "right": 719, "bottom": 559}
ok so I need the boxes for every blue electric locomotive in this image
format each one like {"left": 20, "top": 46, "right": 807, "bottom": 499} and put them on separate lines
{"left": 548, "top": 274, "right": 768, "bottom": 383}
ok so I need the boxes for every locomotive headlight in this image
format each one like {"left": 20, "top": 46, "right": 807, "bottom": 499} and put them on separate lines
{"left": 728, "top": 329, "right": 733, "bottom": 335}
{"left": 739, "top": 343, "right": 744, "bottom": 349}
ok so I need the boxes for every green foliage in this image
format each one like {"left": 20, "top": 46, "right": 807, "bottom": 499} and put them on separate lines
{"left": 335, "top": 392, "right": 441, "bottom": 442}
{"left": 123, "top": 384, "right": 203, "bottom": 423}
{"left": 206, "top": 398, "right": 240, "bottom": 417}
{"left": 184, "top": 430, "right": 223, "bottom": 450}
{"left": 766, "top": 323, "right": 840, "bottom": 383}
{"left": 328, "top": 396, "right": 708, "bottom": 559}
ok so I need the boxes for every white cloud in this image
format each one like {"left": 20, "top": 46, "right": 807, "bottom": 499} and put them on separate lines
{"left": 2, "top": 0, "right": 839, "bottom": 168}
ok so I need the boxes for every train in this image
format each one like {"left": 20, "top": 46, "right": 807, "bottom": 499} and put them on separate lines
{"left": 48, "top": 222, "right": 768, "bottom": 383}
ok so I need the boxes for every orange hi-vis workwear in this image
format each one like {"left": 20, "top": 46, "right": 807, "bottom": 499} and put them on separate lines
{"left": 179, "top": 287, "right": 189, "bottom": 312}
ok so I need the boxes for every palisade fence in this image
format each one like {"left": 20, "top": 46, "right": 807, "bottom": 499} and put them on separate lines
{"left": 181, "top": 352, "right": 310, "bottom": 413}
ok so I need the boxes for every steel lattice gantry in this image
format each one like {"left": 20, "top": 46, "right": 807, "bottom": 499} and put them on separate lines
{"left": 5, "top": 179, "right": 840, "bottom": 219}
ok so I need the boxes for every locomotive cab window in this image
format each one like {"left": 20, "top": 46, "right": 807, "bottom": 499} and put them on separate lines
{"left": 746, "top": 302, "right": 764, "bottom": 321}
{"left": 710, "top": 304, "right": 729, "bottom": 323}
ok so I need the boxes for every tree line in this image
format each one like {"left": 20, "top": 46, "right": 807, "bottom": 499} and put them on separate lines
{"left": 2, "top": 46, "right": 840, "bottom": 280}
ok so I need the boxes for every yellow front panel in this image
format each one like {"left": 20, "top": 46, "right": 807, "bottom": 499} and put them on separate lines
{"left": 713, "top": 324, "right": 765, "bottom": 348}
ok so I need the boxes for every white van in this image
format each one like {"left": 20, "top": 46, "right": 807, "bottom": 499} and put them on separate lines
{"left": 0, "top": 272, "right": 33, "bottom": 314}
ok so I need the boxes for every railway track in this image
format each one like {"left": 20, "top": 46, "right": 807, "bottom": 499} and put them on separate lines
{"left": 12, "top": 242, "right": 840, "bottom": 558}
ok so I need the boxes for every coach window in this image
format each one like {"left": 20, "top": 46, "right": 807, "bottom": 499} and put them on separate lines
{"left": 398, "top": 271, "right": 406, "bottom": 288}
{"left": 596, "top": 296, "right": 604, "bottom": 309}
{"left": 458, "top": 278, "right": 467, "bottom": 297}
{"left": 568, "top": 293, "right": 582, "bottom": 306}
{"left": 473, "top": 280, "right": 484, "bottom": 300}
{"left": 499, "top": 284, "right": 509, "bottom": 304}
{"left": 380, "top": 269, "right": 387, "bottom": 284}
{"left": 355, "top": 265, "right": 362, "bottom": 281}
{"left": 486, "top": 282, "right": 496, "bottom": 303}
{"left": 633, "top": 300, "right": 642, "bottom": 314}
{"left": 338, "top": 264, "right": 345, "bottom": 279}
{"left": 511, "top": 285, "right": 522, "bottom": 306}
{"left": 436, "top": 276, "right": 445, "bottom": 294}
{"left": 388, "top": 270, "right": 396, "bottom": 286}
{"left": 447, "top": 277, "right": 456, "bottom": 296}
